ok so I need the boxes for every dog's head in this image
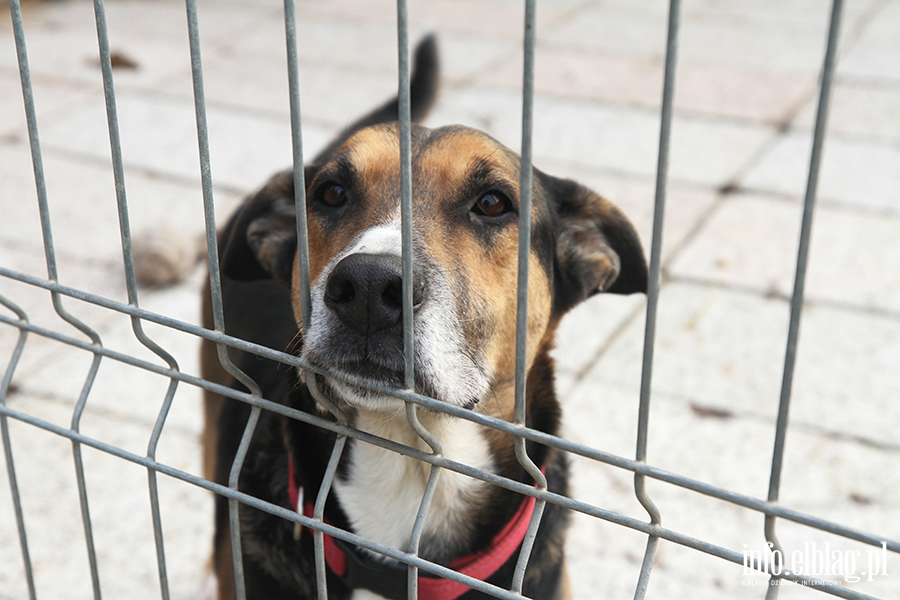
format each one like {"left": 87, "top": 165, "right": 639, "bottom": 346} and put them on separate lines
{"left": 220, "top": 123, "right": 646, "bottom": 413}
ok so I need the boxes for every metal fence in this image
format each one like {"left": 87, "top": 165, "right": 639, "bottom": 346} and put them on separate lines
{"left": 1, "top": 0, "right": 897, "bottom": 599}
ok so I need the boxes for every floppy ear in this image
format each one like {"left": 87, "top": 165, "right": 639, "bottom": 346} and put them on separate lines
{"left": 546, "top": 174, "right": 648, "bottom": 314}
{"left": 219, "top": 168, "right": 313, "bottom": 284}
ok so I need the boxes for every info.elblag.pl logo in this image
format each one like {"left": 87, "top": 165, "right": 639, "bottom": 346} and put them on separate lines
{"left": 743, "top": 541, "right": 889, "bottom": 585}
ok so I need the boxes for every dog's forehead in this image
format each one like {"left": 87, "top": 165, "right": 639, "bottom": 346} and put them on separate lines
{"left": 418, "top": 126, "right": 521, "bottom": 183}
{"left": 336, "top": 124, "right": 521, "bottom": 194}
{"left": 338, "top": 125, "right": 402, "bottom": 182}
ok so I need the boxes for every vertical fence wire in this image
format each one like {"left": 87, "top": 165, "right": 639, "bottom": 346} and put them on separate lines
{"left": 764, "top": 0, "right": 845, "bottom": 597}
{"left": 284, "top": 0, "right": 310, "bottom": 332}
{"left": 182, "top": 2, "right": 266, "bottom": 599}
{"left": 279, "top": 3, "right": 349, "bottom": 599}
{"left": 510, "top": 0, "right": 548, "bottom": 594}
{"left": 397, "top": 1, "right": 414, "bottom": 398}
{"left": 632, "top": 0, "right": 681, "bottom": 598}
{"left": 9, "top": 0, "right": 105, "bottom": 597}
{"left": 89, "top": 1, "right": 181, "bottom": 597}
{"left": 394, "top": 3, "right": 444, "bottom": 598}
{"left": 0, "top": 293, "right": 36, "bottom": 600}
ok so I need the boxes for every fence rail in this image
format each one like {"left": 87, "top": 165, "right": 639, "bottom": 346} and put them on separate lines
{"left": 2, "top": 0, "right": 897, "bottom": 599}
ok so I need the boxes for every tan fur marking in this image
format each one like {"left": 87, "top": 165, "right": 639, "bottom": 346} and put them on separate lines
{"left": 418, "top": 128, "right": 520, "bottom": 197}
{"left": 344, "top": 126, "right": 401, "bottom": 183}
{"left": 292, "top": 126, "right": 405, "bottom": 325}
{"left": 412, "top": 128, "right": 554, "bottom": 424}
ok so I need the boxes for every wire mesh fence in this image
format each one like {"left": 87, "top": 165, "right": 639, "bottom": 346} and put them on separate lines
{"left": 2, "top": 0, "right": 899, "bottom": 599}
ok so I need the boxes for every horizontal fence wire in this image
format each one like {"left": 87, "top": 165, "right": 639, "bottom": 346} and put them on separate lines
{"left": 2, "top": 270, "right": 899, "bottom": 558}
{"left": 0, "top": 0, "right": 897, "bottom": 599}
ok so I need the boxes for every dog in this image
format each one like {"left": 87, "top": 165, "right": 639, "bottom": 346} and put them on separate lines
{"left": 200, "top": 36, "right": 648, "bottom": 600}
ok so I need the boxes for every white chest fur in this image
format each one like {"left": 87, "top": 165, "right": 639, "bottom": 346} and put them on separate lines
{"left": 333, "top": 411, "right": 495, "bottom": 558}
{"left": 351, "top": 591, "right": 393, "bottom": 600}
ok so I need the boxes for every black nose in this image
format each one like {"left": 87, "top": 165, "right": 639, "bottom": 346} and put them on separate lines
{"left": 324, "top": 253, "right": 424, "bottom": 334}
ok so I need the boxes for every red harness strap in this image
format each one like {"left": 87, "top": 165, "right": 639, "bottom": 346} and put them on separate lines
{"left": 287, "top": 459, "right": 538, "bottom": 600}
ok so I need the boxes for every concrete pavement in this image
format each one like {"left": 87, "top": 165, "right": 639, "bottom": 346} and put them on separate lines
{"left": 1, "top": 0, "right": 898, "bottom": 598}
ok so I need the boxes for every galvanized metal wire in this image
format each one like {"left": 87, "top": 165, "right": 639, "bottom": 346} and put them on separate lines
{"left": 90, "top": 1, "right": 182, "bottom": 596}
{"left": 764, "top": 1, "right": 845, "bottom": 597}
{"left": 631, "top": 0, "right": 681, "bottom": 597}
{"left": 1, "top": 277, "right": 896, "bottom": 548}
{"left": 511, "top": 0, "right": 548, "bottom": 595}
{"left": 1, "top": 0, "right": 897, "bottom": 599}
{"left": 182, "top": 1, "right": 265, "bottom": 598}
{"left": 0, "top": 294, "right": 34, "bottom": 600}
{"left": 9, "top": 0, "right": 105, "bottom": 596}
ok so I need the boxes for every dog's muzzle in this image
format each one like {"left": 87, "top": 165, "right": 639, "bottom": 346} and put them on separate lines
{"left": 303, "top": 247, "right": 489, "bottom": 410}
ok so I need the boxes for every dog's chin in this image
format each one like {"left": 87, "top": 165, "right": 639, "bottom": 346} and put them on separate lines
{"left": 300, "top": 365, "right": 478, "bottom": 414}
{"left": 324, "top": 377, "right": 408, "bottom": 413}
{"left": 297, "top": 360, "right": 414, "bottom": 413}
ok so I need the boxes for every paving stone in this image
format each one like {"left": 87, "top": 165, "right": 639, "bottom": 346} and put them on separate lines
{"left": 36, "top": 91, "right": 315, "bottom": 193}
{"left": 0, "top": 242, "right": 126, "bottom": 382}
{"left": 0, "top": 72, "right": 98, "bottom": 139}
{"left": 190, "top": 29, "right": 514, "bottom": 125}
{"left": 0, "top": 141, "right": 242, "bottom": 266}
{"left": 477, "top": 45, "right": 666, "bottom": 111}
{"left": 788, "top": 303, "right": 900, "bottom": 452}
{"left": 432, "top": 86, "right": 775, "bottom": 186}
{"left": 0, "top": 0, "right": 276, "bottom": 93}
{"left": 582, "top": 281, "right": 900, "bottom": 449}
{"left": 793, "top": 79, "right": 900, "bottom": 142}
{"left": 669, "top": 193, "right": 900, "bottom": 314}
{"left": 239, "top": 12, "right": 401, "bottom": 76}
{"left": 1, "top": 1, "right": 182, "bottom": 91}
{"left": 16, "top": 276, "right": 206, "bottom": 455}
{"left": 839, "top": 0, "right": 900, "bottom": 83}
{"left": 553, "top": 174, "right": 718, "bottom": 380}
{"left": 2, "top": 0, "right": 898, "bottom": 598}
{"left": 564, "top": 381, "right": 775, "bottom": 500}
{"left": 554, "top": 293, "right": 645, "bottom": 388}
{"left": 566, "top": 510, "right": 653, "bottom": 599}
{"left": 0, "top": 394, "right": 212, "bottom": 600}
{"left": 741, "top": 130, "right": 900, "bottom": 214}
{"left": 564, "top": 172, "right": 720, "bottom": 260}
{"left": 480, "top": 37, "right": 814, "bottom": 124}
{"left": 541, "top": 4, "right": 670, "bottom": 60}
{"left": 666, "top": 116, "right": 776, "bottom": 187}
{"left": 428, "top": 31, "right": 520, "bottom": 85}
{"left": 691, "top": 0, "right": 880, "bottom": 33}
{"left": 562, "top": 383, "right": 900, "bottom": 598}
{"left": 672, "top": 62, "right": 815, "bottom": 124}
{"left": 190, "top": 51, "right": 397, "bottom": 125}
{"left": 297, "top": 0, "right": 577, "bottom": 39}
{"left": 677, "top": 11, "right": 845, "bottom": 75}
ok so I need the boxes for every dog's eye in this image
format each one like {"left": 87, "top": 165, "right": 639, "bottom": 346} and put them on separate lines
{"left": 471, "top": 192, "right": 512, "bottom": 218}
{"left": 321, "top": 184, "right": 348, "bottom": 208}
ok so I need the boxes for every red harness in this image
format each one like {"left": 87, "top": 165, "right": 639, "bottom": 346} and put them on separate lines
{"left": 287, "top": 459, "right": 537, "bottom": 600}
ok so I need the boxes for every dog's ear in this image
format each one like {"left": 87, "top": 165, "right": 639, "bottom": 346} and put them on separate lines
{"left": 219, "top": 168, "right": 316, "bottom": 283}
{"left": 545, "top": 174, "right": 648, "bottom": 313}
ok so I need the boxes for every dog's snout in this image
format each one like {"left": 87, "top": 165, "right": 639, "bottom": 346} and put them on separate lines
{"left": 324, "top": 253, "right": 423, "bottom": 334}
